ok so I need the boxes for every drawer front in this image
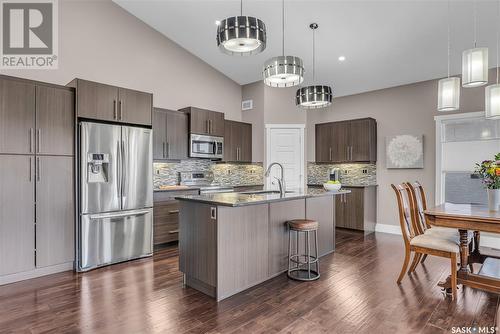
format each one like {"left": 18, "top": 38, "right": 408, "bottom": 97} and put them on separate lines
{"left": 153, "top": 189, "right": 199, "bottom": 202}
{"left": 154, "top": 200, "right": 180, "bottom": 245}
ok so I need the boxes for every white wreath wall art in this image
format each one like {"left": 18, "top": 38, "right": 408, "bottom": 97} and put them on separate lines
{"left": 386, "top": 135, "right": 424, "bottom": 169}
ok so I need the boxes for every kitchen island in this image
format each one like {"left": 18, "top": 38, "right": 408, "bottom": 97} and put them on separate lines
{"left": 176, "top": 188, "right": 349, "bottom": 301}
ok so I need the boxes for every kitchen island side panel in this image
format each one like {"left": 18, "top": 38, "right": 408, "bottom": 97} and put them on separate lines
{"left": 179, "top": 201, "right": 217, "bottom": 297}
{"left": 216, "top": 204, "right": 269, "bottom": 301}
{"left": 306, "top": 196, "right": 335, "bottom": 257}
{"left": 268, "top": 199, "right": 306, "bottom": 277}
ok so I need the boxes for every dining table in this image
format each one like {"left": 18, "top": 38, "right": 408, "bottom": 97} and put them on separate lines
{"left": 425, "top": 203, "right": 500, "bottom": 294}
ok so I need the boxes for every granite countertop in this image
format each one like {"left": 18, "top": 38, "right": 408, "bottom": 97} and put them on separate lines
{"left": 175, "top": 188, "right": 351, "bottom": 207}
{"left": 307, "top": 184, "right": 378, "bottom": 188}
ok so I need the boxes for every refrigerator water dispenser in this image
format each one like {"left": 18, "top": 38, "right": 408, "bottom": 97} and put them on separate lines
{"left": 87, "top": 153, "right": 109, "bottom": 183}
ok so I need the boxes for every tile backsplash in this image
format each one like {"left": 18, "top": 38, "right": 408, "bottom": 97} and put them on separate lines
{"left": 153, "top": 160, "right": 264, "bottom": 189}
{"left": 307, "top": 162, "right": 377, "bottom": 186}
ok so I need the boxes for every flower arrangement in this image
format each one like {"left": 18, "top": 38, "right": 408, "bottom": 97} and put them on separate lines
{"left": 475, "top": 153, "right": 500, "bottom": 189}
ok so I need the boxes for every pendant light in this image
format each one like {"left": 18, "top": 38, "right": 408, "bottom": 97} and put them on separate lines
{"left": 462, "top": 0, "right": 488, "bottom": 87}
{"left": 295, "top": 23, "right": 333, "bottom": 109}
{"left": 262, "top": 0, "right": 304, "bottom": 87}
{"left": 216, "top": 0, "right": 266, "bottom": 56}
{"left": 485, "top": 0, "right": 500, "bottom": 119}
{"left": 438, "top": 0, "right": 460, "bottom": 111}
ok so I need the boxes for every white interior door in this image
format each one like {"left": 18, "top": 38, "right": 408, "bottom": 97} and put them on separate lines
{"left": 266, "top": 126, "right": 304, "bottom": 192}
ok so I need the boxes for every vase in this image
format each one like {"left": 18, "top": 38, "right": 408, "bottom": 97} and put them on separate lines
{"left": 487, "top": 189, "right": 500, "bottom": 211}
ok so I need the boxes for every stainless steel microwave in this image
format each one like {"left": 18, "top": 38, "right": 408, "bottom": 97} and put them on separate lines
{"left": 189, "top": 134, "right": 224, "bottom": 159}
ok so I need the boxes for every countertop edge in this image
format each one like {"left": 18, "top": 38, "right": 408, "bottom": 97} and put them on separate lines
{"left": 175, "top": 190, "right": 350, "bottom": 207}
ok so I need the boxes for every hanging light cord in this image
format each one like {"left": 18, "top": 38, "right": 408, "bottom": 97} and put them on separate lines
{"left": 473, "top": 0, "right": 477, "bottom": 48}
{"left": 447, "top": 0, "right": 451, "bottom": 78}
{"left": 282, "top": 0, "right": 285, "bottom": 56}
{"left": 240, "top": 0, "right": 243, "bottom": 16}
{"left": 497, "top": 0, "right": 499, "bottom": 84}
{"left": 312, "top": 27, "right": 316, "bottom": 83}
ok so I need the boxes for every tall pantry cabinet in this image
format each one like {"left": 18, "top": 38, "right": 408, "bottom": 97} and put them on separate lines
{"left": 0, "top": 76, "right": 75, "bottom": 284}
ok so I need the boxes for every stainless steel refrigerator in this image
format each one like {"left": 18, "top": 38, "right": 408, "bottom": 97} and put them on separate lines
{"left": 77, "top": 121, "right": 153, "bottom": 272}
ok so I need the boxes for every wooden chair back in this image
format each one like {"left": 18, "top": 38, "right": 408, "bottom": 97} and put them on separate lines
{"left": 405, "top": 182, "right": 430, "bottom": 234}
{"left": 391, "top": 183, "right": 417, "bottom": 245}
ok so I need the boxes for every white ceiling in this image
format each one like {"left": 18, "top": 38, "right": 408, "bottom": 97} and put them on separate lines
{"left": 114, "top": 0, "right": 500, "bottom": 97}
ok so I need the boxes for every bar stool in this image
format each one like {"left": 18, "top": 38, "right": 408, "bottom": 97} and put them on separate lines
{"left": 287, "top": 219, "right": 320, "bottom": 281}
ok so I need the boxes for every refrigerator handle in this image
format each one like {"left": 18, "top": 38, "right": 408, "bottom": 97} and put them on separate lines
{"left": 89, "top": 209, "right": 150, "bottom": 220}
{"left": 121, "top": 139, "right": 126, "bottom": 207}
{"left": 117, "top": 140, "right": 121, "bottom": 206}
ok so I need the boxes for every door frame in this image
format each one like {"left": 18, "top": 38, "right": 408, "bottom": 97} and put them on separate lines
{"left": 265, "top": 124, "right": 306, "bottom": 191}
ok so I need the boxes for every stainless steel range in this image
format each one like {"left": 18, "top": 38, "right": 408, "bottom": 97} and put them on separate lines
{"left": 179, "top": 171, "right": 233, "bottom": 194}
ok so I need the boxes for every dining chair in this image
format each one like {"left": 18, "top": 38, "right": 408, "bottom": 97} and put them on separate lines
{"left": 405, "top": 181, "right": 475, "bottom": 270}
{"left": 391, "top": 183, "right": 458, "bottom": 300}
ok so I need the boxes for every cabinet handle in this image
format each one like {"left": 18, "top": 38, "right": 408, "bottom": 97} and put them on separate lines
{"left": 162, "top": 142, "right": 166, "bottom": 158}
{"left": 36, "top": 157, "right": 40, "bottom": 182}
{"left": 206, "top": 120, "right": 209, "bottom": 134}
{"left": 168, "top": 229, "right": 179, "bottom": 234}
{"left": 169, "top": 210, "right": 179, "bottom": 214}
{"left": 350, "top": 146, "right": 353, "bottom": 161}
{"left": 119, "top": 100, "right": 123, "bottom": 120}
{"left": 210, "top": 207, "right": 217, "bottom": 219}
{"left": 29, "top": 128, "right": 33, "bottom": 153}
{"left": 37, "top": 129, "right": 41, "bottom": 153}
{"left": 209, "top": 119, "right": 212, "bottom": 134}
{"left": 29, "top": 157, "right": 32, "bottom": 182}
{"left": 329, "top": 147, "right": 332, "bottom": 161}
{"left": 113, "top": 100, "right": 117, "bottom": 120}
{"left": 166, "top": 142, "right": 169, "bottom": 158}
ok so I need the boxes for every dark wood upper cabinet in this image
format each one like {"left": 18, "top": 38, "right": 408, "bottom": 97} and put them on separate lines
{"left": 153, "top": 108, "right": 188, "bottom": 160}
{"left": 72, "top": 79, "right": 152, "bottom": 126}
{"left": 118, "top": 87, "right": 152, "bottom": 126}
{"left": 180, "top": 107, "right": 225, "bottom": 137}
{"left": 315, "top": 118, "right": 376, "bottom": 163}
{"left": 224, "top": 120, "right": 252, "bottom": 162}
{"left": 36, "top": 86, "right": 75, "bottom": 156}
{"left": 0, "top": 77, "right": 35, "bottom": 155}
{"left": 349, "top": 118, "right": 377, "bottom": 162}
{"left": 153, "top": 109, "right": 167, "bottom": 160}
{"left": 73, "top": 79, "right": 117, "bottom": 123}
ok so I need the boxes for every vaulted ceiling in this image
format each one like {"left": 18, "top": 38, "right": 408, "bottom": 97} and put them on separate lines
{"left": 114, "top": 0, "right": 500, "bottom": 97}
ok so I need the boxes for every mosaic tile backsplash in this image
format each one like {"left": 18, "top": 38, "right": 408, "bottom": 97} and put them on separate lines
{"left": 307, "top": 162, "right": 377, "bottom": 186}
{"left": 153, "top": 160, "right": 264, "bottom": 189}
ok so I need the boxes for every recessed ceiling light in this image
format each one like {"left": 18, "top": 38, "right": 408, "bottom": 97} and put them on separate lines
{"left": 215, "top": 20, "right": 221, "bottom": 26}
{"left": 338, "top": 56, "right": 346, "bottom": 62}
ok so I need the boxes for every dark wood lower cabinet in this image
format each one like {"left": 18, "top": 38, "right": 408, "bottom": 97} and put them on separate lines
{"left": 153, "top": 201, "right": 181, "bottom": 245}
{"left": 35, "top": 156, "right": 74, "bottom": 268}
{"left": 335, "top": 186, "right": 377, "bottom": 233}
{"left": 153, "top": 189, "right": 199, "bottom": 246}
{"left": 0, "top": 155, "right": 35, "bottom": 276}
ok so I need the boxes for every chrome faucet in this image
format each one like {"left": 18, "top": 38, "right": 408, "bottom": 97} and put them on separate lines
{"left": 265, "top": 162, "right": 286, "bottom": 197}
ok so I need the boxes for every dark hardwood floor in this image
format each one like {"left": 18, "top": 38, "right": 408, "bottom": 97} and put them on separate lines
{"left": 0, "top": 229, "right": 498, "bottom": 334}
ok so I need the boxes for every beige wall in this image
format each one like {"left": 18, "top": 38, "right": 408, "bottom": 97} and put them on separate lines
{"left": 242, "top": 81, "right": 308, "bottom": 163}
{"left": 307, "top": 69, "right": 497, "bottom": 227}
{"left": 0, "top": 0, "right": 242, "bottom": 121}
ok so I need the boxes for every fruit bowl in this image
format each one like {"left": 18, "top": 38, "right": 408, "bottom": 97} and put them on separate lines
{"left": 323, "top": 182, "right": 342, "bottom": 191}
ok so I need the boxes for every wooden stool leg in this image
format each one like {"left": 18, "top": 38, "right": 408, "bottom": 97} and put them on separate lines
{"left": 420, "top": 254, "right": 428, "bottom": 264}
{"left": 450, "top": 253, "right": 457, "bottom": 300}
{"left": 397, "top": 248, "right": 411, "bottom": 284}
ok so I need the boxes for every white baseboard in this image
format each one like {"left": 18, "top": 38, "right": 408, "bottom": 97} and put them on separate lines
{"left": 0, "top": 262, "right": 74, "bottom": 286}
{"left": 375, "top": 224, "right": 500, "bottom": 250}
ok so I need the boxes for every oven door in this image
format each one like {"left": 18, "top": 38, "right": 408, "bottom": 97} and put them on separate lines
{"left": 190, "top": 134, "right": 223, "bottom": 159}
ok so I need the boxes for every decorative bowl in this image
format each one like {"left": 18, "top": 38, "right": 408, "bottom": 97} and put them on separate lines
{"left": 323, "top": 183, "right": 342, "bottom": 191}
